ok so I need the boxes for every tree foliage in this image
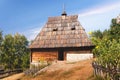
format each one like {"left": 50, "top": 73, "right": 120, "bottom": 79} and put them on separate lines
{"left": 93, "top": 39, "right": 120, "bottom": 67}
{"left": 0, "top": 33, "right": 30, "bottom": 69}
{"left": 0, "top": 30, "right": 2, "bottom": 46}
{"left": 109, "top": 19, "right": 120, "bottom": 41}
{"left": 0, "top": 30, "right": 3, "bottom": 63}
{"left": 90, "top": 30, "right": 103, "bottom": 39}
{"left": 90, "top": 18, "right": 120, "bottom": 78}
{"left": 91, "top": 18, "right": 120, "bottom": 55}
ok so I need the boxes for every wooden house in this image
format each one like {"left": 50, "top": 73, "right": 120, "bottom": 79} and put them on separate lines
{"left": 29, "top": 11, "right": 94, "bottom": 64}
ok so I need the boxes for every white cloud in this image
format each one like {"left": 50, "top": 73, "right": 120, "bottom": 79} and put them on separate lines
{"left": 78, "top": 2, "right": 120, "bottom": 33}
{"left": 21, "top": 25, "right": 43, "bottom": 41}
{"left": 79, "top": 2, "right": 120, "bottom": 17}
{"left": 22, "top": 2, "right": 120, "bottom": 41}
{"left": 26, "top": 27, "right": 41, "bottom": 41}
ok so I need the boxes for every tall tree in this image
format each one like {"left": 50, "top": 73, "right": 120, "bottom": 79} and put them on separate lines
{"left": 90, "top": 17, "right": 120, "bottom": 79}
{"left": 1, "top": 34, "right": 14, "bottom": 69}
{"left": 0, "top": 30, "right": 2, "bottom": 46}
{"left": 0, "top": 33, "right": 30, "bottom": 69}
{"left": 0, "top": 30, "right": 3, "bottom": 65}
{"left": 14, "top": 33, "right": 30, "bottom": 69}
{"left": 109, "top": 19, "right": 120, "bottom": 41}
{"left": 90, "top": 30, "right": 103, "bottom": 39}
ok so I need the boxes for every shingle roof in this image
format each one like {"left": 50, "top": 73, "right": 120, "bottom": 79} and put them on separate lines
{"left": 29, "top": 15, "right": 93, "bottom": 48}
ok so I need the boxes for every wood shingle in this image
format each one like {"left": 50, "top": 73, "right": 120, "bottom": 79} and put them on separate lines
{"left": 29, "top": 15, "right": 93, "bottom": 48}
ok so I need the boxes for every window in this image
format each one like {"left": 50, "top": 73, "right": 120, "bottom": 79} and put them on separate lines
{"left": 53, "top": 28, "right": 58, "bottom": 31}
{"left": 71, "top": 25, "right": 75, "bottom": 30}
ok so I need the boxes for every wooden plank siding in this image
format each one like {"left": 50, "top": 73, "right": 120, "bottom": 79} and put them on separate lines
{"left": 30, "top": 48, "right": 93, "bottom": 62}
{"left": 31, "top": 51, "right": 58, "bottom": 62}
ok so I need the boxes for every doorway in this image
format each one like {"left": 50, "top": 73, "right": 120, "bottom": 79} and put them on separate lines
{"left": 58, "top": 49, "right": 64, "bottom": 60}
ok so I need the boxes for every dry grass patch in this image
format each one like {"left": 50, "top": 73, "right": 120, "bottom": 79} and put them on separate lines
{"left": 62, "top": 70, "right": 74, "bottom": 76}
{"left": 45, "top": 70, "right": 61, "bottom": 77}
{"left": 21, "top": 59, "right": 93, "bottom": 80}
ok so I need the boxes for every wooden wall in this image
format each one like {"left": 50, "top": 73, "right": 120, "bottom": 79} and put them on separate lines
{"left": 31, "top": 51, "right": 58, "bottom": 62}
{"left": 30, "top": 47, "right": 93, "bottom": 63}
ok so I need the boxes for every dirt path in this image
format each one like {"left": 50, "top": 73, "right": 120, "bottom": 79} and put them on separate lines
{"left": 2, "top": 73, "right": 25, "bottom": 80}
{"left": 21, "top": 59, "right": 93, "bottom": 80}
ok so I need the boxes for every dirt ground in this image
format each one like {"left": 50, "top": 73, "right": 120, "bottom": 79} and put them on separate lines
{"left": 2, "top": 73, "right": 25, "bottom": 80}
{"left": 21, "top": 59, "right": 94, "bottom": 80}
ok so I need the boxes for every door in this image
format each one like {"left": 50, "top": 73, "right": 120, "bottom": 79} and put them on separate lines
{"left": 58, "top": 49, "right": 64, "bottom": 60}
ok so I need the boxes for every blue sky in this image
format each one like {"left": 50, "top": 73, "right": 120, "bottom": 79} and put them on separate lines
{"left": 0, "top": 0, "right": 120, "bottom": 41}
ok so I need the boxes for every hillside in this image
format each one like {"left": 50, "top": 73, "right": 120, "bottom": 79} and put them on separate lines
{"left": 21, "top": 59, "right": 94, "bottom": 80}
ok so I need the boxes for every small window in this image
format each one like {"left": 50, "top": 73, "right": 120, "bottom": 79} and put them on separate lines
{"left": 71, "top": 25, "right": 75, "bottom": 30}
{"left": 53, "top": 28, "right": 58, "bottom": 31}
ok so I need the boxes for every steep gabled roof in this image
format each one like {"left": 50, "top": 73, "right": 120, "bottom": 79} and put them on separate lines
{"left": 29, "top": 15, "right": 93, "bottom": 48}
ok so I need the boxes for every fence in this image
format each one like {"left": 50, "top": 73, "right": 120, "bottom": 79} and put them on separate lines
{"left": 92, "top": 61, "right": 120, "bottom": 80}
{"left": 0, "top": 69, "right": 23, "bottom": 79}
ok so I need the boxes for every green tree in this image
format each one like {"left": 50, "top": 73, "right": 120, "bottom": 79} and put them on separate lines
{"left": 0, "top": 30, "right": 3, "bottom": 65}
{"left": 90, "top": 17, "right": 120, "bottom": 79}
{"left": 94, "top": 39, "right": 120, "bottom": 67}
{"left": 91, "top": 18, "right": 120, "bottom": 56}
{"left": 0, "top": 33, "right": 30, "bottom": 69}
{"left": 14, "top": 33, "right": 30, "bottom": 69}
{"left": 1, "top": 34, "right": 14, "bottom": 69}
{"left": 109, "top": 19, "right": 120, "bottom": 41}
{"left": 0, "top": 30, "right": 2, "bottom": 46}
{"left": 90, "top": 30, "right": 103, "bottom": 39}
